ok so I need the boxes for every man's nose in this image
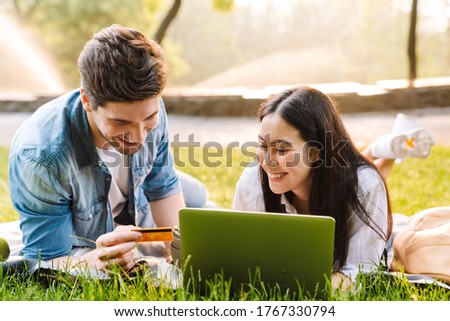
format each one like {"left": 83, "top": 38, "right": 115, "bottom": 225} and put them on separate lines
{"left": 129, "top": 123, "right": 148, "bottom": 143}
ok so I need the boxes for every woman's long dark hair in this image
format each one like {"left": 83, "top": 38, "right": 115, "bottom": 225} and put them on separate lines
{"left": 257, "top": 86, "right": 392, "bottom": 271}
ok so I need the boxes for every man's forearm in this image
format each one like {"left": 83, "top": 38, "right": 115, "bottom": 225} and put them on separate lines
{"left": 149, "top": 193, "right": 185, "bottom": 257}
{"left": 150, "top": 193, "right": 185, "bottom": 228}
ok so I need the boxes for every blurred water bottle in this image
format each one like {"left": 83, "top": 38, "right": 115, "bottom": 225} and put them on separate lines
{"left": 171, "top": 226, "right": 182, "bottom": 268}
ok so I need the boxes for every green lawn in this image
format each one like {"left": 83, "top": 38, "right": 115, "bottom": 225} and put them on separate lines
{"left": 0, "top": 147, "right": 15, "bottom": 222}
{"left": 1, "top": 145, "right": 449, "bottom": 300}
{"left": 386, "top": 145, "right": 450, "bottom": 215}
{"left": 2, "top": 145, "right": 449, "bottom": 221}
{"left": 174, "top": 144, "right": 450, "bottom": 216}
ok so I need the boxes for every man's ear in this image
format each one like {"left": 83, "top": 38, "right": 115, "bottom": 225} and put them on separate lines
{"left": 80, "top": 88, "right": 93, "bottom": 112}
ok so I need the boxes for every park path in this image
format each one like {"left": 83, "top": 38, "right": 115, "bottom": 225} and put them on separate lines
{"left": 1, "top": 107, "right": 449, "bottom": 148}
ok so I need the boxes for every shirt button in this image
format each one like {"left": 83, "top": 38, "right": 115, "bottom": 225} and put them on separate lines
{"left": 88, "top": 213, "right": 93, "bottom": 219}
{"left": 146, "top": 168, "right": 150, "bottom": 174}
{"left": 98, "top": 161, "right": 102, "bottom": 166}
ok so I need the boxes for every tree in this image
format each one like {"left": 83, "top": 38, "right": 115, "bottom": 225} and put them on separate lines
{"left": 5, "top": 0, "right": 163, "bottom": 88}
{"left": 11, "top": 0, "right": 40, "bottom": 23}
{"left": 153, "top": 0, "right": 181, "bottom": 44}
{"left": 4, "top": 0, "right": 235, "bottom": 87}
{"left": 153, "top": 0, "right": 234, "bottom": 43}
{"left": 408, "top": 0, "right": 418, "bottom": 87}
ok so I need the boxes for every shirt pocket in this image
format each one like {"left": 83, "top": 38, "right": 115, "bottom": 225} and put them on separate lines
{"left": 71, "top": 197, "right": 108, "bottom": 247}
{"left": 72, "top": 197, "right": 106, "bottom": 222}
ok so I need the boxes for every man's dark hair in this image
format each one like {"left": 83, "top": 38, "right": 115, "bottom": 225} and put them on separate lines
{"left": 77, "top": 24, "right": 167, "bottom": 109}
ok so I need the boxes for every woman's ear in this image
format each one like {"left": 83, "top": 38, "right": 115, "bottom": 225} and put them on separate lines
{"left": 80, "top": 88, "right": 93, "bottom": 112}
{"left": 308, "top": 146, "right": 321, "bottom": 163}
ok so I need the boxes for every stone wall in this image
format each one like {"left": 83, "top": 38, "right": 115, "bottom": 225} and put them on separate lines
{"left": 1, "top": 82, "right": 449, "bottom": 116}
{"left": 162, "top": 84, "right": 450, "bottom": 116}
{"left": 332, "top": 85, "right": 450, "bottom": 114}
{"left": 0, "top": 96, "right": 55, "bottom": 113}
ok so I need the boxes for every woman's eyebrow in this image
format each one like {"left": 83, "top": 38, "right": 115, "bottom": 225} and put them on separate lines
{"left": 258, "top": 135, "right": 293, "bottom": 146}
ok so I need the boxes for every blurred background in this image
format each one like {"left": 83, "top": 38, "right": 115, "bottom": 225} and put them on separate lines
{"left": 0, "top": 0, "right": 449, "bottom": 216}
{"left": 0, "top": 0, "right": 449, "bottom": 95}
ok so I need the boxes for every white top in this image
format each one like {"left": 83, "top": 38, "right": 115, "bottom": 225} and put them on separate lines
{"left": 232, "top": 164, "right": 389, "bottom": 281}
{"left": 97, "top": 147, "right": 130, "bottom": 226}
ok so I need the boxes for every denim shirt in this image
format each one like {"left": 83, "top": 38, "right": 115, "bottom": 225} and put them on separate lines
{"left": 8, "top": 89, "right": 181, "bottom": 260}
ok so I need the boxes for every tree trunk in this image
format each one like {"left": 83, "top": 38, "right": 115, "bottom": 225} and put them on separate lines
{"left": 408, "top": 0, "right": 418, "bottom": 88}
{"left": 153, "top": 0, "right": 182, "bottom": 44}
{"left": 12, "top": 0, "right": 40, "bottom": 23}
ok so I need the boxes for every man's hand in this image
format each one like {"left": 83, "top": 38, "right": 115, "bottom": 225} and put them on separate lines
{"left": 84, "top": 225, "right": 142, "bottom": 273}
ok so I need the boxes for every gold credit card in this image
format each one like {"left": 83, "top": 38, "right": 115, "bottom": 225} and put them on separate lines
{"left": 132, "top": 227, "right": 174, "bottom": 243}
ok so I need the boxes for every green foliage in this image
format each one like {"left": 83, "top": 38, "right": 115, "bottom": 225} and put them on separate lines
{"left": 141, "top": 0, "right": 164, "bottom": 17}
{"left": 162, "top": 39, "right": 192, "bottom": 85}
{"left": 212, "top": 0, "right": 235, "bottom": 12}
{"left": 4, "top": 0, "right": 237, "bottom": 88}
{"left": 3, "top": 0, "right": 236, "bottom": 89}
{"left": 168, "top": 0, "right": 450, "bottom": 85}
{"left": 6, "top": 0, "right": 449, "bottom": 88}
{"left": 9, "top": 0, "right": 161, "bottom": 88}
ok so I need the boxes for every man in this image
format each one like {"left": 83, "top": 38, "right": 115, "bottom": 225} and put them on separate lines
{"left": 8, "top": 25, "right": 206, "bottom": 273}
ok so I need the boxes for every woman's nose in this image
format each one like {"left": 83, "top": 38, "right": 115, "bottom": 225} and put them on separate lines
{"left": 263, "top": 149, "right": 277, "bottom": 167}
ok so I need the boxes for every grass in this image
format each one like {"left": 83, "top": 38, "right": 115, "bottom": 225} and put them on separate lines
{"left": 1, "top": 261, "right": 449, "bottom": 301}
{"left": 386, "top": 145, "right": 450, "bottom": 215}
{"left": 0, "top": 147, "right": 15, "bottom": 222}
{"left": 1, "top": 144, "right": 450, "bottom": 300}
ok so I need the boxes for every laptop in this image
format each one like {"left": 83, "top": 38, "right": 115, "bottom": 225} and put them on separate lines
{"left": 178, "top": 208, "right": 335, "bottom": 296}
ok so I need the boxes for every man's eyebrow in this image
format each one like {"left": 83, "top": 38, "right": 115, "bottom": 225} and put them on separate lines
{"left": 108, "top": 117, "right": 131, "bottom": 123}
{"left": 145, "top": 110, "right": 159, "bottom": 119}
{"left": 108, "top": 110, "right": 159, "bottom": 123}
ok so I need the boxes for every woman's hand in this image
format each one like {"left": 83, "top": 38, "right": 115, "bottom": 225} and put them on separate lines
{"left": 332, "top": 272, "right": 353, "bottom": 291}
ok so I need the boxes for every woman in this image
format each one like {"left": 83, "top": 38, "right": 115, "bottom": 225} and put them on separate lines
{"left": 232, "top": 86, "right": 393, "bottom": 289}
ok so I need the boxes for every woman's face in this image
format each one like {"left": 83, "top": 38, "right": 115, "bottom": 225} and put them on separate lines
{"left": 257, "top": 112, "right": 316, "bottom": 198}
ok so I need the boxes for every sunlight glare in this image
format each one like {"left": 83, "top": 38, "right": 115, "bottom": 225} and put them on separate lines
{"left": 0, "top": 12, "right": 64, "bottom": 94}
{"left": 235, "top": 0, "right": 295, "bottom": 16}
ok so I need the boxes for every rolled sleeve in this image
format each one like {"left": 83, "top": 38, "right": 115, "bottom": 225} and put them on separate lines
{"left": 143, "top": 168, "right": 182, "bottom": 202}
{"left": 340, "top": 167, "right": 389, "bottom": 281}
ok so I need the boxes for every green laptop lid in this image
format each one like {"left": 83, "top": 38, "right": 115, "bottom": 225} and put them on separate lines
{"left": 179, "top": 208, "right": 335, "bottom": 296}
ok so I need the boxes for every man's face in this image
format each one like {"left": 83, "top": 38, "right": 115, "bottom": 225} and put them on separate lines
{"left": 82, "top": 91, "right": 160, "bottom": 155}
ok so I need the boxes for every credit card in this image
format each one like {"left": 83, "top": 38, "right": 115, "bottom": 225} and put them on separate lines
{"left": 132, "top": 227, "right": 174, "bottom": 243}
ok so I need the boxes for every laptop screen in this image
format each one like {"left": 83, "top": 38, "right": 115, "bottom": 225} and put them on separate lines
{"left": 178, "top": 208, "right": 335, "bottom": 296}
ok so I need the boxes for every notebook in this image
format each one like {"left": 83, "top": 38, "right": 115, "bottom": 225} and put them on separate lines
{"left": 178, "top": 208, "right": 335, "bottom": 296}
